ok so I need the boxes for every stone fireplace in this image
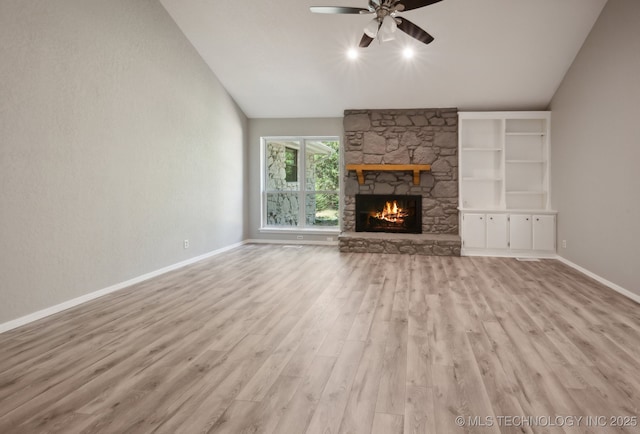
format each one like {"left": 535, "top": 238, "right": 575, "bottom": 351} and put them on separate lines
{"left": 339, "top": 108, "right": 462, "bottom": 255}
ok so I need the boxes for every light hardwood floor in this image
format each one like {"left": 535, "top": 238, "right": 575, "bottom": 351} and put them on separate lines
{"left": 0, "top": 245, "right": 639, "bottom": 434}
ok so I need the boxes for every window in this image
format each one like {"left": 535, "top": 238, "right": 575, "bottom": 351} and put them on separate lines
{"left": 284, "top": 147, "right": 298, "bottom": 182}
{"left": 262, "top": 137, "right": 340, "bottom": 230}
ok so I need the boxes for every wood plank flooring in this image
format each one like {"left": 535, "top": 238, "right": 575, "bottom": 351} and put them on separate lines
{"left": 0, "top": 245, "right": 639, "bottom": 433}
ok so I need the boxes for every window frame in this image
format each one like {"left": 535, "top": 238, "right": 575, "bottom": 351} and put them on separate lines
{"left": 260, "top": 136, "right": 341, "bottom": 234}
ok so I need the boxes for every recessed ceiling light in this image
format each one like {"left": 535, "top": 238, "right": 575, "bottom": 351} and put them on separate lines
{"left": 347, "top": 48, "right": 359, "bottom": 60}
{"left": 403, "top": 47, "right": 414, "bottom": 59}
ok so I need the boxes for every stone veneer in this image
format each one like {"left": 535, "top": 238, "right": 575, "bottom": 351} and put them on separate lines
{"left": 340, "top": 108, "right": 461, "bottom": 256}
{"left": 339, "top": 232, "right": 461, "bottom": 256}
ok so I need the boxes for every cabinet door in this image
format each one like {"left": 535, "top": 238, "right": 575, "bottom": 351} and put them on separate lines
{"left": 533, "top": 215, "right": 556, "bottom": 251}
{"left": 486, "top": 214, "right": 509, "bottom": 249}
{"left": 509, "top": 214, "right": 532, "bottom": 250}
{"left": 462, "top": 213, "right": 486, "bottom": 249}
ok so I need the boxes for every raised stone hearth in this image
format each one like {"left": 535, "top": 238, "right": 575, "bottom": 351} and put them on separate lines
{"left": 339, "top": 232, "right": 461, "bottom": 256}
{"left": 341, "top": 108, "right": 461, "bottom": 256}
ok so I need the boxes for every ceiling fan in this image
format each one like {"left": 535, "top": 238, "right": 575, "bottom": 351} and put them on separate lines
{"left": 310, "top": 0, "right": 443, "bottom": 47}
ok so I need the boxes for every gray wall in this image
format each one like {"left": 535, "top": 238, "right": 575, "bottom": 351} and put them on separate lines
{"left": 549, "top": 0, "right": 640, "bottom": 295}
{"left": 248, "top": 118, "right": 343, "bottom": 242}
{"left": 0, "top": 0, "right": 248, "bottom": 324}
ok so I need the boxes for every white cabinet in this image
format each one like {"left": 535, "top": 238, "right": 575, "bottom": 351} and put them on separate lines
{"left": 509, "top": 214, "right": 532, "bottom": 250}
{"left": 486, "top": 214, "right": 509, "bottom": 249}
{"left": 462, "top": 213, "right": 510, "bottom": 251}
{"left": 459, "top": 111, "right": 556, "bottom": 258}
{"left": 460, "top": 211, "right": 556, "bottom": 257}
{"left": 533, "top": 215, "right": 556, "bottom": 251}
{"left": 509, "top": 213, "right": 556, "bottom": 252}
{"left": 462, "top": 213, "right": 486, "bottom": 249}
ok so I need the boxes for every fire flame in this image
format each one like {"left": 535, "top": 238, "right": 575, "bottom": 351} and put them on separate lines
{"left": 373, "top": 200, "right": 407, "bottom": 223}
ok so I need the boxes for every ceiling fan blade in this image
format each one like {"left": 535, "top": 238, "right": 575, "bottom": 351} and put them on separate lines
{"left": 359, "top": 33, "right": 375, "bottom": 48}
{"left": 396, "top": 17, "right": 434, "bottom": 45}
{"left": 395, "top": 0, "right": 443, "bottom": 12}
{"left": 310, "top": 6, "right": 372, "bottom": 14}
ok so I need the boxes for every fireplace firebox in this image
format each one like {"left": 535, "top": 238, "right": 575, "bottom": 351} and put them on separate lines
{"left": 355, "top": 194, "right": 422, "bottom": 234}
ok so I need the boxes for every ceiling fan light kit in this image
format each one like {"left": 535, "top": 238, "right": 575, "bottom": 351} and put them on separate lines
{"left": 311, "top": 0, "right": 442, "bottom": 47}
{"left": 363, "top": 19, "right": 380, "bottom": 38}
{"left": 378, "top": 15, "right": 398, "bottom": 42}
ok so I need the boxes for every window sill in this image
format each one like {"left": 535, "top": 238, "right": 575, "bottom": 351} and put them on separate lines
{"left": 259, "top": 227, "right": 340, "bottom": 236}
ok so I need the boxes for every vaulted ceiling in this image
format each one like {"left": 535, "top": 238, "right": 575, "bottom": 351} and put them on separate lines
{"left": 159, "top": 0, "right": 607, "bottom": 118}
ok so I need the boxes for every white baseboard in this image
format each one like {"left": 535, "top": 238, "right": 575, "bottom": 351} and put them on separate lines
{"left": 246, "top": 239, "right": 339, "bottom": 246}
{"left": 555, "top": 255, "right": 640, "bottom": 305}
{"left": 461, "top": 249, "right": 557, "bottom": 259}
{"left": 0, "top": 241, "right": 247, "bottom": 334}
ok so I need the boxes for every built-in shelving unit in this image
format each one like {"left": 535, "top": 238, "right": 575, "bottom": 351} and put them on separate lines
{"left": 458, "top": 112, "right": 556, "bottom": 257}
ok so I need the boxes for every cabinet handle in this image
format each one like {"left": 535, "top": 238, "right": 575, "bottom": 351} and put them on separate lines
{"left": 526, "top": 218, "right": 529, "bottom": 221}
{"left": 536, "top": 218, "right": 539, "bottom": 221}
{"left": 490, "top": 217, "right": 493, "bottom": 220}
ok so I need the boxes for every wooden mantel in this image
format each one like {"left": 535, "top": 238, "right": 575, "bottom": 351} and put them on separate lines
{"left": 346, "top": 164, "right": 431, "bottom": 185}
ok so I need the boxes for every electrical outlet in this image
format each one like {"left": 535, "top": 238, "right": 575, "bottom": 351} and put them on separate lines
{"left": 184, "top": 239, "right": 190, "bottom": 249}
{"left": 562, "top": 240, "right": 567, "bottom": 249}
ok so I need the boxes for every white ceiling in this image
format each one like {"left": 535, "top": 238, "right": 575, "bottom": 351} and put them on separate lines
{"left": 159, "top": 0, "right": 607, "bottom": 118}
